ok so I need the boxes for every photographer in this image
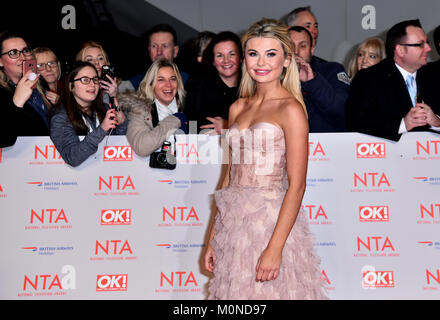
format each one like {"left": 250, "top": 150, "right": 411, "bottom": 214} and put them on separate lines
{"left": 50, "top": 61, "right": 127, "bottom": 167}
{"left": 120, "top": 58, "right": 187, "bottom": 158}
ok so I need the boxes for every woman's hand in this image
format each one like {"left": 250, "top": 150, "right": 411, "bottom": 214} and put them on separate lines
{"left": 45, "top": 91, "right": 60, "bottom": 105}
{"left": 100, "top": 108, "right": 118, "bottom": 132}
{"left": 204, "top": 243, "right": 216, "bottom": 273}
{"left": 113, "top": 97, "right": 126, "bottom": 125}
{"left": 255, "top": 247, "right": 282, "bottom": 282}
{"left": 100, "top": 75, "right": 118, "bottom": 97}
{"left": 200, "top": 116, "right": 227, "bottom": 135}
{"left": 12, "top": 70, "right": 39, "bottom": 107}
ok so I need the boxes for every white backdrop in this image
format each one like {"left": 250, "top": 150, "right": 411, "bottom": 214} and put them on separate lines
{"left": 1, "top": 133, "right": 439, "bottom": 299}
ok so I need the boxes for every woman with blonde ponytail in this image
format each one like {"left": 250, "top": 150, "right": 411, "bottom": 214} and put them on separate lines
{"left": 204, "top": 18, "right": 327, "bottom": 300}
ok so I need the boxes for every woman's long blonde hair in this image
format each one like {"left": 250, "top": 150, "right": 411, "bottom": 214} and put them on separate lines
{"left": 136, "top": 58, "right": 185, "bottom": 111}
{"left": 239, "top": 18, "right": 307, "bottom": 116}
{"left": 347, "top": 37, "right": 385, "bottom": 80}
{"left": 75, "top": 40, "right": 110, "bottom": 64}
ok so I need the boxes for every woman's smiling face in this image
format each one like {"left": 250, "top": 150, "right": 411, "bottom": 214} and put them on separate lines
{"left": 154, "top": 66, "right": 178, "bottom": 106}
{"left": 245, "top": 36, "right": 290, "bottom": 84}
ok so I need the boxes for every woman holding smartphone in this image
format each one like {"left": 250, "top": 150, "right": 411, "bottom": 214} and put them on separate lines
{"left": 0, "top": 31, "right": 51, "bottom": 147}
{"left": 50, "top": 61, "right": 127, "bottom": 167}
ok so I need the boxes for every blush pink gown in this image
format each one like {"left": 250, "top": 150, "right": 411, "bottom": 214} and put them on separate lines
{"left": 208, "top": 122, "right": 328, "bottom": 300}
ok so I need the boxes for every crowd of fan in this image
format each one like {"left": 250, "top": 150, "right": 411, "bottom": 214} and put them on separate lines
{"left": 1, "top": 6, "right": 439, "bottom": 167}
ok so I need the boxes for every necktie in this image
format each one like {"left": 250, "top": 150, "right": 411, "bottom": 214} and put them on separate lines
{"left": 405, "top": 74, "right": 417, "bottom": 107}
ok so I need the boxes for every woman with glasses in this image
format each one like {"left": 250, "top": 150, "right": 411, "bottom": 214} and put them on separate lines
{"left": 34, "top": 47, "right": 63, "bottom": 105}
{"left": 118, "top": 58, "right": 188, "bottom": 157}
{"left": 49, "top": 61, "right": 127, "bottom": 167}
{"left": 0, "top": 31, "right": 51, "bottom": 147}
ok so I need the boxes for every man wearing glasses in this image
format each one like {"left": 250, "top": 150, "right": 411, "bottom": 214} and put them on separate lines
{"left": 346, "top": 19, "right": 440, "bottom": 141}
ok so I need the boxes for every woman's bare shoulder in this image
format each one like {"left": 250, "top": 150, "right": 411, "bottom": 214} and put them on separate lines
{"left": 276, "top": 97, "right": 308, "bottom": 129}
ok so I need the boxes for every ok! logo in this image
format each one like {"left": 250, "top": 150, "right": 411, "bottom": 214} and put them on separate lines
{"left": 362, "top": 270, "right": 395, "bottom": 288}
{"left": 359, "top": 206, "right": 389, "bottom": 222}
{"left": 101, "top": 209, "right": 131, "bottom": 225}
{"left": 103, "top": 146, "right": 133, "bottom": 162}
{"left": 356, "top": 142, "right": 386, "bottom": 158}
{"left": 96, "top": 274, "right": 127, "bottom": 292}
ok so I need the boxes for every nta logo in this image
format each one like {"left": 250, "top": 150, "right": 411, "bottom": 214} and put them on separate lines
{"left": 23, "top": 265, "right": 76, "bottom": 291}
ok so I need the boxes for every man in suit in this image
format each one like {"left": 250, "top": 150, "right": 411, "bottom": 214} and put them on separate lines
{"left": 346, "top": 19, "right": 440, "bottom": 141}
{"left": 289, "top": 26, "right": 349, "bottom": 132}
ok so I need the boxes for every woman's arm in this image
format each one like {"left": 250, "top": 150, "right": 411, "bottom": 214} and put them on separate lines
{"left": 255, "top": 99, "right": 309, "bottom": 282}
{"left": 50, "top": 107, "right": 107, "bottom": 167}
{"left": 126, "top": 107, "right": 181, "bottom": 157}
{"left": 204, "top": 99, "right": 243, "bottom": 272}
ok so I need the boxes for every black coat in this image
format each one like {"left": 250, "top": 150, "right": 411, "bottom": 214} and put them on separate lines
{"left": 345, "top": 58, "right": 439, "bottom": 141}
{"left": 0, "top": 85, "right": 49, "bottom": 147}
{"left": 302, "top": 56, "right": 350, "bottom": 132}
{"left": 184, "top": 67, "right": 239, "bottom": 133}
{"left": 418, "top": 60, "right": 440, "bottom": 113}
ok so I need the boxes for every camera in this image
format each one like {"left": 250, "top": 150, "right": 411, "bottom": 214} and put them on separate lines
{"left": 101, "top": 65, "right": 115, "bottom": 83}
{"left": 149, "top": 141, "right": 176, "bottom": 170}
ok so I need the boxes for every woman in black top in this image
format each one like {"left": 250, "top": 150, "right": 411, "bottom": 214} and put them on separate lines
{"left": 0, "top": 31, "right": 51, "bottom": 147}
{"left": 184, "top": 31, "right": 242, "bottom": 134}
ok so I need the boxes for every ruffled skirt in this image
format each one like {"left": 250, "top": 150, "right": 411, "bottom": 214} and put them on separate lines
{"left": 208, "top": 185, "right": 328, "bottom": 300}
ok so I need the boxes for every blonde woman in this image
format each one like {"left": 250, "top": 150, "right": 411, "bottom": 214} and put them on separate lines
{"left": 348, "top": 37, "right": 385, "bottom": 81}
{"left": 204, "top": 18, "right": 327, "bottom": 300}
{"left": 120, "top": 58, "right": 188, "bottom": 157}
{"left": 76, "top": 40, "right": 120, "bottom": 103}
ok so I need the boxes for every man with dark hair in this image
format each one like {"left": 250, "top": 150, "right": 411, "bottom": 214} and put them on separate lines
{"left": 346, "top": 19, "right": 440, "bottom": 141}
{"left": 288, "top": 26, "right": 349, "bottom": 132}
{"left": 128, "top": 23, "right": 188, "bottom": 90}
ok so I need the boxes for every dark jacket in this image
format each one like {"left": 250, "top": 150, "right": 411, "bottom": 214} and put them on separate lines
{"left": 418, "top": 60, "right": 440, "bottom": 112}
{"left": 49, "top": 104, "right": 128, "bottom": 167}
{"left": 302, "top": 56, "right": 350, "bottom": 132}
{"left": 184, "top": 67, "right": 239, "bottom": 133}
{"left": 345, "top": 58, "right": 438, "bottom": 141}
{"left": 0, "top": 85, "right": 49, "bottom": 147}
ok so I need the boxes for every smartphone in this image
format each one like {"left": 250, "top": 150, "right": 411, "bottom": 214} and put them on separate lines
{"left": 23, "top": 59, "right": 38, "bottom": 89}
{"left": 101, "top": 65, "right": 115, "bottom": 83}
